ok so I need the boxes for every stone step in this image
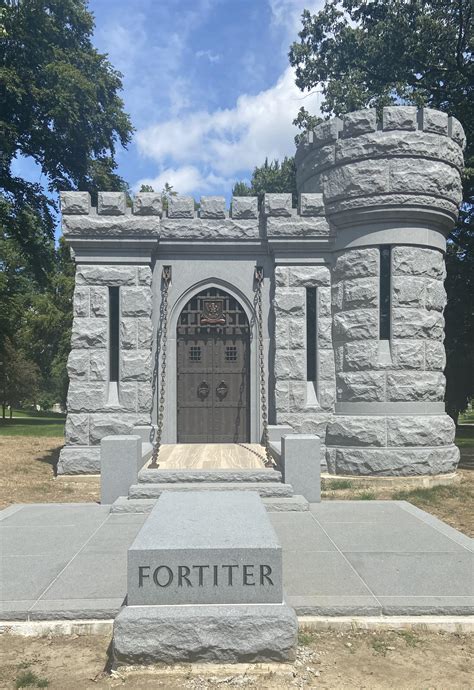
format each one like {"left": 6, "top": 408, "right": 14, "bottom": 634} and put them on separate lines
{"left": 111, "top": 494, "right": 308, "bottom": 514}
{"left": 138, "top": 468, "right": 282, "bottom": 484}
{"left": 128, "top": 482, "right": 294, "bottom": 500}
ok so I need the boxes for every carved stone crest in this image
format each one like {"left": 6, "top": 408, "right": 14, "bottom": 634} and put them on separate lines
{"left": 201, "top": 299, "right": 225, "bottom": 325}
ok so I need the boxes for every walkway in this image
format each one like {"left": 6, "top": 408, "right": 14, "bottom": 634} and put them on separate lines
{"left": 150, "top": 443, "right": 266, "bottom": 469}
{"left": 1, "top": 500, "right": 472, "bottom": 620}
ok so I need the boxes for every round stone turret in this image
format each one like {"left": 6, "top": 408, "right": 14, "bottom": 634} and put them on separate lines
{"left": 296, "top": 106, "right": 465, "bottom": 476}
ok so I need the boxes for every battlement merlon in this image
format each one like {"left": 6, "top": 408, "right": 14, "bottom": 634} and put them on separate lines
{"left": 295, "top": 107, "right": 465, "bottom": 246}
{"left": 60, "top": 191, "right": 332, "bottom": 261}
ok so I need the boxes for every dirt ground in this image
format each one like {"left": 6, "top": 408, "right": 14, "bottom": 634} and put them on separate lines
{"left": 1, "top": 436, "right": 472, "bottom": 536}
{"left": 0, "top": 437, "right": 99, "bottom": 509}
{"left": 1, "top": 629, "right": 472, "bottom": 689}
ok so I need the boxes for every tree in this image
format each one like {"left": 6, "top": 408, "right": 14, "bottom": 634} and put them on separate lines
{"left": 1, "top": 0, "right": 133, "bottom": 279}
{"left": 289, "top": 0, "right": 473, "bottom": 422}
{"left": 233, "top": 157, "right": 297, "bottom": 205}
{"left": 0, "top": 337, "right": 39, "bottom": 418}
{"left": 1, "top": 1, "right": 133, "bottom": 408}
{"left": 139, "top": 183, "right": 178, "bottom": 211}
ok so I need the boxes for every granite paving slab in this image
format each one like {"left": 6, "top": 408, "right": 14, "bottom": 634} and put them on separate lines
{"left": 0, "top": 501, "right": 472, "bottom": 620}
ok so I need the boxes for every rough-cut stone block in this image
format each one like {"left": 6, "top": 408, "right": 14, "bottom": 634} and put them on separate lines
{"left": 387, "top": 372, "right": 445, "bottom": 401}
{"left": 425, "top": 341, "right": 446, "bottom": 371}
{"left": 167, "top": 195, "right": 194, "bottom": 218}
{"left": 200, "top": 196, "right": 226, "bottom": 219}
{"left": 60, "top": 191, "right": 91, "bottom": 215}
{"left": 299, "top": 193, "right": 324, "bottom": 216}
{"left": 89, "top": 351, "right": 107, "bottom": 380}
{"left": 264, "top": 193, "right": 292, "bottom": 217}
{"left": 382, "top": 106, "right": 418, "bottom": 131}
{"left": 121, "top": 287, "right": 152, "bottom": 317}
{"left": 326, "top": 417, "right": 386, "bottom": 447}
{"left": 67, "top": 383, "right": 106, "bottom": 412}
{"left": 288, "top": 265, "right": 330, "bottom": 287}
{"left": 97, "top": 191, "right": 127, "bottom": 215}
{"left": 319, "top": 349, "right": 335, "bottom": 380}
{"left": 275, "top": 267, "right": 289, "bottom": 287}
{"left": 389, "top": 158, "right": 460, "bottom": 201}
{"left": 392, "top": 277, "right": 425, "bottom": 308}
{"left": 120, "top": 319, "right": 137, "bottom": 349}
{"left": 65, "top": 414, "right": 89, "bottom": 445}
{"left": 318, "top": 287, "right": 332, "bottom": 317}
{"left": 448, "top": 116, "right": 466, "bottom": 150}
{"left": 275, "top": 380, "right": 289, "bottom": 412}
{"left": 343, "top": 278, "right": 378, "bottom": 310}
{"left": 317, "top": 318, "right": 333, "bottom": 348}
{"left": 392, "top": 246, "right": 444, "bottom": 279}
{"left": 57, "top": 446, "right": 101, "bottom": 475}
{"left": 119, "top": 382, "right": 138, "bottom": 410}
{"left": 337, "top": 371, "right": 385, "bottom": 402}
{"left": 137, "top": 386, "right": 153, "bottom": 413}
{"left": 71, "top": 319, "right": 107, "bottom": 348}
{"left": 424, "top": 279, "right": 446, "bottom": 311}
{"left": 73, "top": 287, "right": 90, "bottom": 317}
{"left": 275, "top": 351, "right": 305, "bottom": 380}
{"left": 67, "top": 350, "right": 89, "bottom": 380}
{"left": 324, "top": 160, "right": 389, "bottom": 200}
{"left": 331, "top": 283, "right": 343, "bottom": 311}
{"left": 133, "top": 193, "right": 162, "bottom": 216}
{"left": 231, "top": 196, "right": 258, "bottom": 219}
{"left": 288, "top": 318, "right": 305, "bottom": 350}
{"left": 387, "top": 415, "right": 455, "bottom": 447}
{"left": 89, "top": 287, "right": 108, "bottom": 317}
{"left": 392, "top": 309, "right": 444, "bottom": 340}
{"left": 342, "top": 109, "right": 377, "bottom": 138}
{"left": 333, "top": 310, "right": 378, "bottom": 341}
{"left": 90, "top": 414, "right": 136, "bottom": 444}
{"left": 137, "top": 266, "right": 152, "bottom": 286}
{"left": 391, "top": 341, "right": 425, "bottom": 370}
{"left": 288, "top": 381, "right": 306, "bottom": 410}
{"left": 76, "top": 265, "right": 137, "bottom": 286}
{"left": 343, "top": 341, "right": 378, "bottom": 371}
{"left": 333, "top": 248, "right": 379, "bottom": 280}
{"left": 137, "top": 318, "right": 152, "bottom": 349}
{"left": 274, "top": 319, "right": 288, "bottom": 349}
{"left": 128, "top": 492, "right": 282, "bottom": 606}
{"left": 113, "top": 602, "right": 297, "bottom": 664}
{"left": 332, "top": 445, "right": 459, "bottom": 476}
{"left": 312, "top": 118, "right": 342, "bottom": 146}
{"left": 121, "top": 350, "right": 152, "bottom": 381}
{"left": 273, "top": 290, "right": 304, "bottom": 315}
{"left": 421, "top": 108, "right": 448, "bottom": 136}
{"left": 266, "top": 216, "right": 330, "bottom": 237}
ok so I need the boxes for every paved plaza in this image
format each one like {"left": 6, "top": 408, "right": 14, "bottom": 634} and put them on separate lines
{"left": 1, "top": 500, "right": 472, "bottom": 621}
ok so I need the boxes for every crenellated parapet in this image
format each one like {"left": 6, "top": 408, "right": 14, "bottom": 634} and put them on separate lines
{"left": 296, "top": 107, "right": 465, "bottom": 241}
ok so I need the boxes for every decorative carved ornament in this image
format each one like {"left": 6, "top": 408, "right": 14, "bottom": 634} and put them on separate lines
{"left": 200, "top": 299, "right": 226, "bottom": 325}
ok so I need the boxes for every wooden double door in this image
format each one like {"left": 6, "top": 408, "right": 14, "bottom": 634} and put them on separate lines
{"left": 176, "top": 289, "right": 250, "bottom": 443}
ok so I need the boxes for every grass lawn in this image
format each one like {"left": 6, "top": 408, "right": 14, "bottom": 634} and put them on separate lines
{"left": 0, "top": 409, "right": 65, "bottom": 437}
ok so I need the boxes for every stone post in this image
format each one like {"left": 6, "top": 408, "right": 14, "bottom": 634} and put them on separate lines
{"left": 296, "top": 107, "right": 465, "bottom": 475}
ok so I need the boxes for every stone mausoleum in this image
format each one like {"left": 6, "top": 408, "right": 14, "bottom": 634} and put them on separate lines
{"left": 58, "top": 106, "right": 465, "bottom": 478}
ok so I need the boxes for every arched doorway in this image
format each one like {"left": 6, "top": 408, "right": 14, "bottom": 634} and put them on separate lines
{"left": 177, "top": 287, "right": 250, "bottom": 443}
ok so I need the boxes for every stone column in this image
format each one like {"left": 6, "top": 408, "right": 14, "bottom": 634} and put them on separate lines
{"left": 296, "top": 107, "right": 465, "bottom": 475}
{"left": 57, "top": 192, "right": 159, "bottom": 474}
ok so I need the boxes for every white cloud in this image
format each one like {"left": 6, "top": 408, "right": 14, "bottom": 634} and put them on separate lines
{"left": 136, "top": 166, "right": 233, "bottom": 196}
{"left": 196, "top": 49, "right": 221, "bottom": 63}
{"left": 269, "top": 0, "right": 323, "bottom": 40}
{"left": 135, "top": 65, "right": 321, "bottom": 192}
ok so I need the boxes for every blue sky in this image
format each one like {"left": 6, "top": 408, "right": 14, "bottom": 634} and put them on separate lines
{"left": 91, "top": 0, "right": 323, "bottom": 198}
{"left": 12, "top": 0, "right": 323, "bottom": 234}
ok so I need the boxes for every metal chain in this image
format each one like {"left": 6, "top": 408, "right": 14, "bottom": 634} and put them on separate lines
{"left": 149, "top": 267, "right": 171, "bottom": 468}
{"left": 255, "top": 268, "right": 274, "bottom": 468}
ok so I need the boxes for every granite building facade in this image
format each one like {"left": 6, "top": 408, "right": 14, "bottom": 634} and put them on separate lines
{"left": 58, "top": 106, "right": 465, "bottom": 477}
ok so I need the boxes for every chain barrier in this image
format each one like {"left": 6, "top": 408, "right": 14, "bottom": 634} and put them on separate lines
{"left": 255, "top": 267, "right": 274, "bottom": 468}
{"left": 149, "top": 266, "right": 171, "bottom": 468}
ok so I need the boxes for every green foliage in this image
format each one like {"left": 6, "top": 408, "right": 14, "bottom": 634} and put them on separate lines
{"left": 139, "top": 182, "right": 177, "bottom": 211}
{"left": 1, "top": 1, "right": 131, "bottom": 409}
{"left": 289, "top": 0, "right": 474, "bottom": 418}
{"left": 15, "top": 670, "right": 49, "bottom": 688}
{"left": 233, "top": 157, "right": 297, "bottom": 205}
